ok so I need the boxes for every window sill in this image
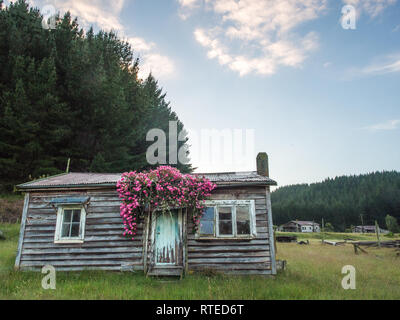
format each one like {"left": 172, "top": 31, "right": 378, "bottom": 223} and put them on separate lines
{"left": 54, "top": 240, "right": 84, "bottom": 244}
{"left": 194, "top": 236, "right": 256, "bottom": 241}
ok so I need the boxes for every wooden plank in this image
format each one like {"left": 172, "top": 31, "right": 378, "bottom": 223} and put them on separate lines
{"left": 189, "top": 251, "right": 269, "bottom": 258}
{"left": 25, "top": 225, "right": 55, "bottom": 231}
{"left": 183, "top": 208, "right": 188, "bottom": 274}
{"left": 22, "top": 246, "right": 142, "bottom": 255}
{"left": 143, "top": 211, "right": 150, "bottom": 273}
{"left": 188, "top": 263, "right": 271, "bottom": 270}
{"left": 15, "top": 193, "right": 30, "bottom": 270}
{"left": 24, "top": 265, "right": 144, "bottom": 272}
{"left": 20, "top": 260, "right": 131, "bottom": 267}
{"left": 211, "top": 187, "right": 266, "bottom": 197}
{"left": 86, "top": 217, "right": 123, "bottom": 224}
{"left": 23, "top": 229, "right": 143, "bottom": 238}
{"left": 23, "top": 241, "right": 141, "bottom": 250}
{"left": 21, "top": 266, "right": 126, "bottom": 272}
{"left": 187, "top": 239, "right": 269, "bottom": 246}
{"left": 27, "top": 208, "right": 57, "bottom": 215}
{"left": 187, "top": 233, "right": 269, "bottom": 241}
{"left": 265, "top": 187, "right": 276, "bottom": 275}
{"left": 87, "top": 206, "right": 120, "bottom": 213}
{"left": 26, "top": 211, "right": 122, "bottom": 219}
{"left": 188, "top": 245, "right": 269, "bottom": 252}
{"left": 21, "top": 253, "right": 142, "bottom": 261}
{"left": 85, "top": 230, "right": 141, "bottom": 237}
{"left": 256, "top": 221, "right": 268, "bottom": 227}
{"left": 23, "top": 235, "right": 131, "bottom": 243}
{"left": 256, "top": 227, "right": 268, "bottom": 233}
{"left": 86, "top": 224, "right": 125, "bottom": 230}
{"left": 188, "top": 257, "right": 270, "bottom": 264}
{"left": 86, "top": 213, "right": 121, "bottom": 219}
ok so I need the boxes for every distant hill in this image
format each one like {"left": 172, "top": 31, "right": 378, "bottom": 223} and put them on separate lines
{"left": 271, "top": 171, "right": 400, "bottom": 232}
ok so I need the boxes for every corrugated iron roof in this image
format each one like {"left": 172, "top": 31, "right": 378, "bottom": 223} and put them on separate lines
{"left": 17, "top": 171, "right": 277, "bottom": 190}
{"left": 288, "top": 221, "right": 320, "bottom": 226}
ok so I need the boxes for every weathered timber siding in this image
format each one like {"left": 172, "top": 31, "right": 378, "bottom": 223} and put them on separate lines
{"left": 17, "top": 186, "right": 275, "bottom": 275}
{"left": 186, "top": 186, "right": 273, "bottom": 275}
{"left": 19, "top": 190, "right": 144, "bottom": 271}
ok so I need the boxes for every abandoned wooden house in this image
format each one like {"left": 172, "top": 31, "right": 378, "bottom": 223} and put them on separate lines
{"left": 14, "top": 153, "right": 277, "bottom": 277}
{"left": 279, "top": 221, "right": 320, "bottom": 233}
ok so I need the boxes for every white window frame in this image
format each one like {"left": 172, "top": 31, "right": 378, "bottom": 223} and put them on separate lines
{"left": 196, "top": 200, "right": 257, "bottom": 239}
{"left": 54, "top": 206, "right": 86, "bottom": 244}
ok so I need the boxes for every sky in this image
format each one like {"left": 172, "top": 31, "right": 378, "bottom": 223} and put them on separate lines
{"left": 8, "top": 0, "right": 400, "bottom": 187}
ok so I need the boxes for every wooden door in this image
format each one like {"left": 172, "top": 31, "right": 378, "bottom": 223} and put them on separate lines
{"left": 153, "top": 210, "right": 182, "bottom": 266}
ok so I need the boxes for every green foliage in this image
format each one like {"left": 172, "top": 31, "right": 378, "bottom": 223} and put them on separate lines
{"left": 324, "top": 222, "right": 334, "bottom": 232}
{"left": 385, "top": 215, "right": 400, "bottom": 233}
{"left": 0, "top": 1, "right": 191, "bottom": 192}
{"left": 272, "top": 171, "right": 400, "bottom": 232}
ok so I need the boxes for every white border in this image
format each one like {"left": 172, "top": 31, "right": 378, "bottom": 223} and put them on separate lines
{"left": 196, "top": 200, "right": 257, "bottom": 239}
{"left": 54, "top": 206, "right": 86, "bottom": 244}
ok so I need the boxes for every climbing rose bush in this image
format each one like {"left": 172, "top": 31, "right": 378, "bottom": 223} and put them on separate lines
{"left": 117, "top": 166, "right": 216, "bottom": 240}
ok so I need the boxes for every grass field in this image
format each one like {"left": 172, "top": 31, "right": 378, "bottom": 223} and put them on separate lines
{"left": 1, "top": 223, "right": 399, "bottom": 300}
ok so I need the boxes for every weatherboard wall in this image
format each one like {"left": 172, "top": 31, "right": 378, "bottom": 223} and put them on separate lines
{"left": 16, "top": 186, "right": 275, "bottom": 275}
{"left": 18, "top": 190, "right": 144, "bottom": 271}
{"left": 186, "top": 186, "right": 273, "bottom": 275}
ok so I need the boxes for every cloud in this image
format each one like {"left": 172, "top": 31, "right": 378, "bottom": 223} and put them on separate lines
{"left": 363, "top": 57, "right": 400, "bottom": 75}
{"left": 179, "top": 0, "right": 327, "bottom": 76}
{"left": 178, "top": 0, "right": 201, "bottom": 19}
{"left": 344, "top": 53, "right": 400, "bottom": 79}
{"left": 357, "top": 54, "right": 400, "bottom": 76}
{"left": 363, "top": 119, "right": 400, "bottom": 131}
{"left": 342, "top": 0, "right": 396, "bottom": 18}
{"left": 27, "top": 0, "right": 175, "bottom": 80}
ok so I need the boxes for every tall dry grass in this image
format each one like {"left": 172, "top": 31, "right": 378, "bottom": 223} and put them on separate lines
{"left": 1, "top": 224, "right": 399, "bottom": 300}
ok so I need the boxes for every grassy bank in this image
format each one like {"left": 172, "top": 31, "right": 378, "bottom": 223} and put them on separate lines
{"left": 1, "top": 223, "right": 399, "bottom": 300}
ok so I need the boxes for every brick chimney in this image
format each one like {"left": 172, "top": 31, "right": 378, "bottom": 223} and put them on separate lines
{"left": 256, "top": 152, "right": 269, "bottom": 177}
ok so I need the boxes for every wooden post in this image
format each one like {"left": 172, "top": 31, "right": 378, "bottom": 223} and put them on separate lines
{"left": 266, "top": 186, "right": 277, "bottom": 275}
{"left": 183, "top": 208, "right": 188, "bottom": 275}
{"left": 66, "top": 158, "right": 71, "bottom": 173}
{"left": 360, "top": 214, "right": 364, "bottom": 233}
{"left": 321, "top": 218, "right": 325, "bottom": 243}
{"left": 143, "top": 211, "right": 151, "bottom": 274}
{"left": 375, "top": 220, "right": 381, "bottom": 248}
{"left": 15, "top": 193, "right": 30, "bottom": 270}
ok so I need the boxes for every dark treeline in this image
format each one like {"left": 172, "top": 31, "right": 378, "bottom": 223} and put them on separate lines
{"left": 271, "top": 171, "right": 400, "bottom": 231}
{"left": 0, "top": 0, "right": 191, "bottom": 192}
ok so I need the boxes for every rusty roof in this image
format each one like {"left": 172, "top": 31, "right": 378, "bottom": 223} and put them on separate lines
{"left": 286, "top": 221, "right": 320, "bottom": 226}
{"left": 17, "top": 171, "right": 277, "bottom": 190}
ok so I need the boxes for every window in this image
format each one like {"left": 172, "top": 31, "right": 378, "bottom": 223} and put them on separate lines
{"left": 218, "top": 206, "right": 233, "bottom": 236}
{"left": 198, "top": 200, "right": 256, "bottom": 238}
{"left": 199, "top": 207, "right": 215, "bottom": 236}
{"left": 55, "top": 206, "right": 86, "bottom": 243}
